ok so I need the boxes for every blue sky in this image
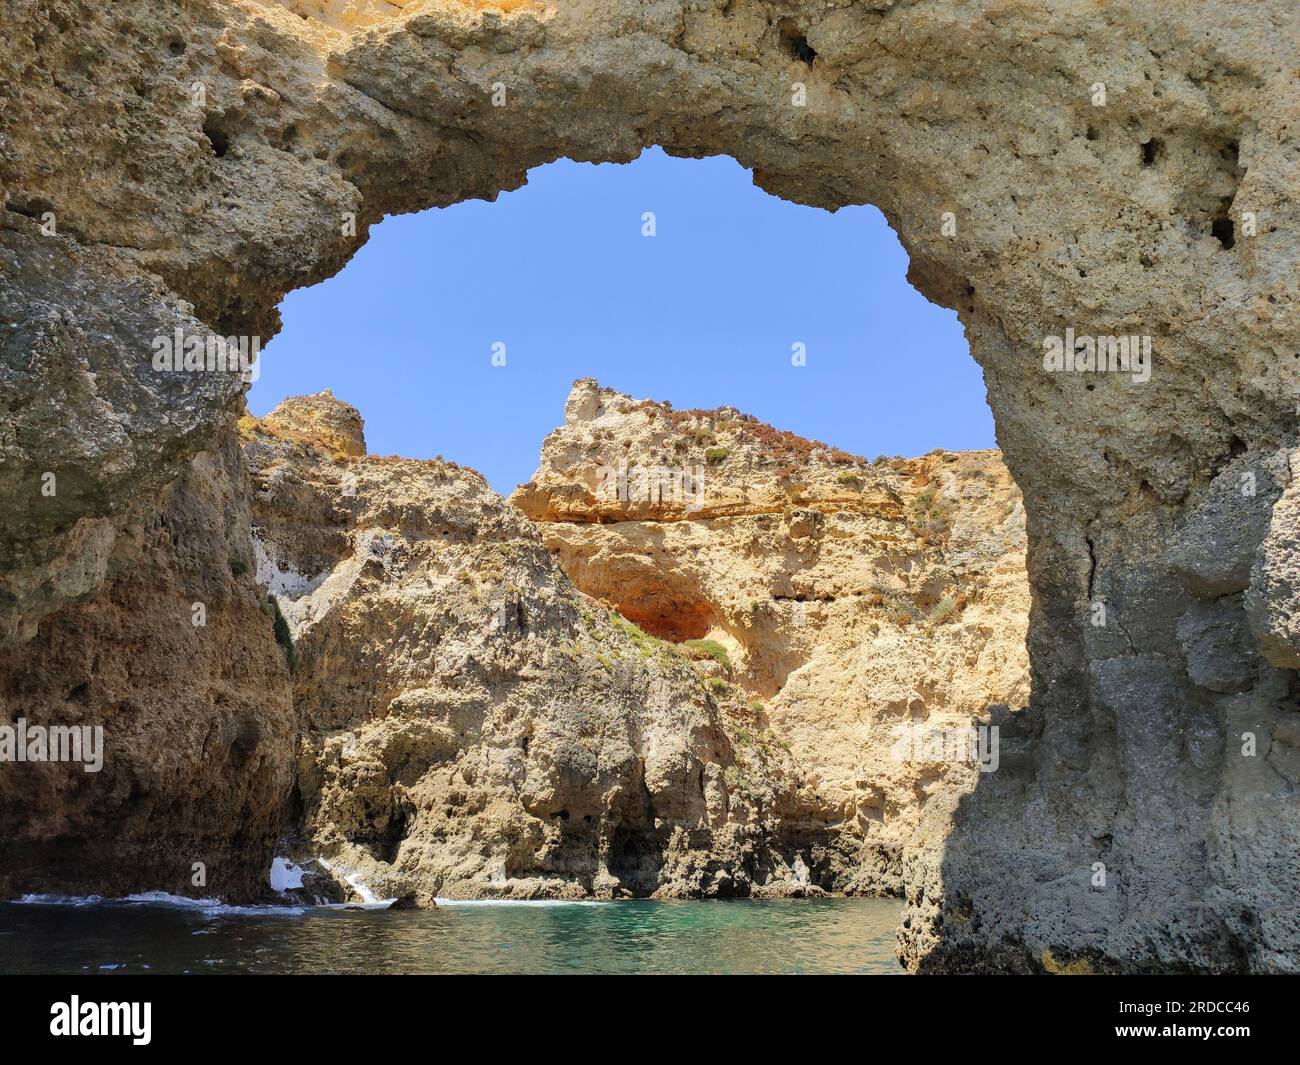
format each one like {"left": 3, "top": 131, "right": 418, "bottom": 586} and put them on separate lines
{"left": 248, "top": 147, "right": 993, "bottom": 495}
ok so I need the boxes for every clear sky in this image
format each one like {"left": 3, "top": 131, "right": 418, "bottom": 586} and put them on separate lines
{"left": 248, "top": 147, "right": 994, "bottom": 496}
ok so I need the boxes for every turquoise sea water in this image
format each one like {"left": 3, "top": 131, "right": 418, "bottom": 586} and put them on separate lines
{"left": 0, "top": 897, "right": 904, "bottom": 975}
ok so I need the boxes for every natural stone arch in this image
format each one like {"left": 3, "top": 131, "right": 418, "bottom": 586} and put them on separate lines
{"left": 1, "top": 0, "right": 1297, "bottom": 970}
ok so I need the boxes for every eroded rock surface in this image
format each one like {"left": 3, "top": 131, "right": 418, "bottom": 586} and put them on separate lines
{"left": 0, "top": 425, "right": 295, "bottom": 901}
{"left": 514, "top": 380, "right": 1030, "bottom": 891}
{"left": 1, "top": 0, "right": 1297, "bottom": 970}
{"left": 0, "top": 217, "right": 249, "bottom": 647}
{"left": 1248, "top": 449, "right": 1300, "bottom": 671}
{"left": 242, "top": 392, "right": 823, "bottom": 902}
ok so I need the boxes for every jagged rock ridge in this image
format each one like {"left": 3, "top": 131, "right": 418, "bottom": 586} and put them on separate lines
{"left": 238, "top": 385, "right": 1030, "bottom": 907}
{"left": 242, "top": 392, "right": 823, "bottom": 902}
{"left": 514, "top": 379, "right": 1031, "bottom": 890}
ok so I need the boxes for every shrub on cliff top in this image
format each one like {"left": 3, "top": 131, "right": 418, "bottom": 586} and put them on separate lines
{"left": 927, "top": 595, "right": 959, "bottom": 625}
{"left": 911, "top": 483, "right": 957, "bottom": 543}
{"left": 683, "top": 638, "right": 732, "bottom": 672}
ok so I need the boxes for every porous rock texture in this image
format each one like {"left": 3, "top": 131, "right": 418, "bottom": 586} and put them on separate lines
{"left": 1, "top": 0, "right": 1297, "bottom": 970}
{"left": 242, "top": 392, "right": 815, "bottom": 902}
{"left": 0, "top": 215, "right": 248, "bottom": 648}
{"left": 514, "top": 379, "right": 1030, "bottom": 894}
{"left": 0, "top": 423, "right": 296, "bottom": 901}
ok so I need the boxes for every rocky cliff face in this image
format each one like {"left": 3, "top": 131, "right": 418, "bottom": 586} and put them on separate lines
{"left": 0, "top": 423, "right": 296, "bottom": 901}
{"left": 2, "top": 0, "right": 1297, "bottom": 971}
{"left": 241, "top": 392, "right": 821, "bottom": 902}
{"left": 0, "top": 216, "right": 249, "bottom": 649}
{"left": 239, "top": 386, "right": 1028, "bottom": 904}
{"left": 514, "top": 380, "right": 1030, "bottom": 892}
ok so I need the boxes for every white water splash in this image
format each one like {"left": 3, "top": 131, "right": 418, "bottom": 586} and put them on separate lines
{"left": 269, "top": 857, "right": 306, "bottom": 893}
{"left": 13, "top": 892, "right": 310, "bottom": 917}
{"left": 316, "top": 858, "right": 396, "bottom": 910}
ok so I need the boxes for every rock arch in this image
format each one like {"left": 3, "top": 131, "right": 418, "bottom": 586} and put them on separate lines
{"left": 1, "top": 0, "right": 1296, "bottom": 970}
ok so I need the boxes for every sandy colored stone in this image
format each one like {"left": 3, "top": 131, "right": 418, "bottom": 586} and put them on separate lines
{"left": 0, "top": 425, "right": 296, "bottom": 901}
{"left": 1247, "top": 449, "right": 1300, "bottom": 670}
{"left": 1, "top": 0, "right": 1297, "bottom": 970}
{"left": 242, "top": 392, "right": 829, "bottom": 903}
{"left": 514, "top": 380, "right": 1030, "bottom": 879}
{"left": 257, "top": 388, "right": 367, "bottom": 457}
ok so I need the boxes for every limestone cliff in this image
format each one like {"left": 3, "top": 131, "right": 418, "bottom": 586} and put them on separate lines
{"left": 513, "top": 380, "right": 1030, "bottom": 891}
{"left": 2, "top": 0, "right": 1297, "bottom": 971}
{"left": 241, "top": 392, "right": 822, "bottom": 902}
{"left": 0, "top": 423, "right": 296, "bottom": 901}
{"left": 0, "top": 217, "right": 249, "bottom": 649}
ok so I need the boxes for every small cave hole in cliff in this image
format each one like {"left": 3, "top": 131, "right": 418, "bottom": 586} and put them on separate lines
{"left": 1212, "top": 214, "right": 1236, "bottom": 249}
{"left": 202, "top": 118, "right": 230, "bottom": 158}
{"left": 777, "top": 19, "right": 817, "bottom": 65}
{"left": 613, "top": 596, "right": 714, "bottom": 644}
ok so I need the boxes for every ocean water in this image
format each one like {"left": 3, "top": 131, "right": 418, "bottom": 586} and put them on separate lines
{"left": 0, "top": 896, "right": 904, "bottom": 975}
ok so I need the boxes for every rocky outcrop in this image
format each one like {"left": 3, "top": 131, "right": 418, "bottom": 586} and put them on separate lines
{"left": 514, "top": 380, "right": 1030, "bottom": 891}
{"left": 2, "top": 0, "right": 1297, "bottom": 970}
{"left": 918, "top": 443, "right": 1300, "bottom": 974}
{"left": 0, "top": 423, "right": 296, "bottom": 901}
{"left": 1247, "top": 449, "right": 1300, "bottom": 671}
{"left": 241, "top": 392, "right": 823, "bottom": 902}
{"left": 0, "top": 217, "right": 249, "bottom": 648}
